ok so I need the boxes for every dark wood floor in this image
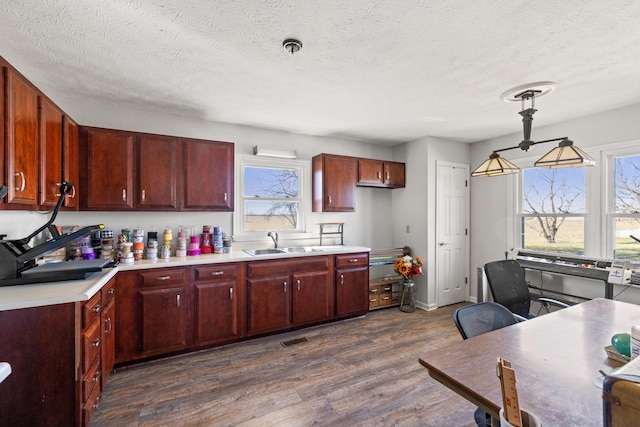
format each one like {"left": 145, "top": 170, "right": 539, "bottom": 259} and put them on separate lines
{"left": 91, "top": 303, "right": 477, "bottom": 426}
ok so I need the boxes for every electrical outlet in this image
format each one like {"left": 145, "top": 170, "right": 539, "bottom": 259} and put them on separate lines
{"left": 406, "top": 225, "right": 410, "bottom": 233}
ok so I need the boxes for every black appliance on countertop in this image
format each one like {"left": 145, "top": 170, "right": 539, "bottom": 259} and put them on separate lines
{"left": 0, "top": 182, "right": 110, "bottom": 287}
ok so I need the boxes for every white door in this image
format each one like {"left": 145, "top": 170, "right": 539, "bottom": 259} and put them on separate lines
{"left": 436, "top": 162, "right": 470, "bottom": 306}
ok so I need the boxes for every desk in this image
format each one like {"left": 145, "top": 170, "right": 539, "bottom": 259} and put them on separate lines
{"left": 419, "top": 299, "right": 640, "bottom": 426}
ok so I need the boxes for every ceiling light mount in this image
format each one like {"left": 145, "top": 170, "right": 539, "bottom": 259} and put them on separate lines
{"left": 500, "top": 81, "right": 557, "bottom": 103}
{"left": 283, "top": 39, "right": 302, "bottom": 55}
{"left": 472, "top": 85, "right": 597, "bottom": 177}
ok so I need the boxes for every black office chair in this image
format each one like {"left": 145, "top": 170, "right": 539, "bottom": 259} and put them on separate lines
{"left": 453, "top": 302, "right": 520, "bottom": 427}
{"left": 484, "top": 259, "right": 570, "bottom": 320}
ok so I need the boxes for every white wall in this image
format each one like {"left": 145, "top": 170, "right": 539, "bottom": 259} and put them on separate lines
{"left": 0, "top": 102, "right": 395, "bottom": 251}
{"left": 393, "top": 135, "right": 470, "bottom": 309}
{"left": 470, "top": 102, "right": 640, "bottom": 303}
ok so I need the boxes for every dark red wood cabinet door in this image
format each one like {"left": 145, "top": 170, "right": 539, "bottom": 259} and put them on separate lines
{"left": 83, "top": 127, "right": 134, "bottom": 210}
{"left": 335, "top": 267, "right": 369, "bottom": 318}
{"left": 194, "top": 281, "right": 240, "bottom": 345}
{"left": 182, "top": 138, "right": 234, "bottom": 211}
{"left": 39, "top": 97, "right": 63, "bottom": 207}
{"left": 137, "top": 134, "right": 179, "bottom": 210}
{"left": 292, "top": 270, "right": 332, "bottom": 326}
{"left": 5, "top": 68, "right": 39, "bottom": 206}
{"left": 247, "top": 275, "right": 290, "bottom": 335}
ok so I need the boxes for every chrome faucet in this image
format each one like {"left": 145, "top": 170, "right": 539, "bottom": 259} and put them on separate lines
{"left": 267, "top": 231, "right": 279, "bottom": 248}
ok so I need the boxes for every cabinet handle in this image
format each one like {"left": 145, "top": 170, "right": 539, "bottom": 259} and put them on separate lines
{"left": 157, "top": 276, "right": 171, "bottom": 281}
{"left": 92, "top": 338, "right": 101, "bottom": 348}
{"left": 108, "top": 287, "right": 116, "bottom": 294}
{"left": 340, "top": 274, "right": 344, "bottom": 285}
{"left": 327, "top": 195, "right": 332, "bottom": 205}
{"left": 122, "top": 189, "right": 127, "bottom": 201}
{"left": 14, "top": 172, "right": 25, "bottom": 192}
{"left": 348, "top": 258, "right": 359, "bottom": 263}
{"left": 141, "top": 189, "right": 146, "bottom": 202}
{"left": 55, "top": 182, "right": 62, "bottom": 197}
{"left": 297, "top": 279, "right": 301, "bottom": 291}
{"left": 92, "top": 370, "right": 101, "bottom": 383}
{"left": 210, "top": 271, "right": 224, "bottom": 276}
{"left": 383, "top": 286, "right": 391, "bottom": 291}
{"left": 229, "top": 287, "right": 233, "bottom": 300}
{"left": 105, "top": 317, "right": 112, "bottom": 334}
{"left": 176, "top": 294, "right": 181, "bottom": 307}
{"left": 284, "top": 281, "right": 287, "bottom": 293}
{"left": 386, "top": 171, "right": 390, "bottom": 181}
{"left": 224, "top": 192, "right": 228, "bottom": 203}
{"left": 370, "top": 288, "right": 378, "bottom": 293}
{"left": 377, "top": 171, "right": 381, "bottom": 179}
{"left": 93, "top": 396, "right": 101, "bottom": 409}
{"left": 92, "top": 304, "right": 102, "bottom": 313}
{"left": 68, "top": 184, "right": 76, "bottom": 199}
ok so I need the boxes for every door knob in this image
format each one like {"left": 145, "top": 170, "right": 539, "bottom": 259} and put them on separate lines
{"left": 439, "top": 242, "right": 448, "bottom": 246}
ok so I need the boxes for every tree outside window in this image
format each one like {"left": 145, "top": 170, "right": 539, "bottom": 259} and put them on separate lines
{"left": 242, "top": 165, "right": 302, "bottom": 232}
{"left": 520, "top": 168, "right": 586, "bottom": 254}
{"left": 613, "top": 154, "right": 640, "bottom": 266}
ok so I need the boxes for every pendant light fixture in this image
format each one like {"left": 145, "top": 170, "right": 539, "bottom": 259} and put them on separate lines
{"left": 471, "top": 83, "right": 597, "bottom": 177}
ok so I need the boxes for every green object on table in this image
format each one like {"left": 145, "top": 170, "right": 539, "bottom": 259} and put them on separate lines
{"left": 612, "top": 332, "right": 631, "bottom": 357}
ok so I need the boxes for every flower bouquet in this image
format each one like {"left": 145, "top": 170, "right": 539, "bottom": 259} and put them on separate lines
{"left": 394, "top": 254, "right": 424, "bottom": 281}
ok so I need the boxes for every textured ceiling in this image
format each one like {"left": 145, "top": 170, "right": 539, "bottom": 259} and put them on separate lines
{"left": 2, "top": 1, "right": 640, "bottom": 146}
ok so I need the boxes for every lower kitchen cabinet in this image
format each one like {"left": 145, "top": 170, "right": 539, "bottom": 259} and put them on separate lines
{"left": 140, "top": 287, "right": 188, "bottom": 354}
{"left": 138, "top": 267, "right": 189, "bottom": 356}
{"left": 246, "top": 256, "right": 333, "bottom": 336}
{"left": 335, "top": 253, "right": 370, "bottom": 318}
{"left": 247, "top": 273, "right": 291, "bottom": 335}
{"left": 0, "top": 303, "right": 76, "bottom": 426}
{"left": 0, "top": 278, "right": 116, "bottom": 427}
{"left": 113, "top": 252, "right": 366, "bottom": 365}
{"left": 193, "top": 263, "right": 244, "bottom": 346}
{"left": 292, "top": 270, "right": 332, "bottom": 325}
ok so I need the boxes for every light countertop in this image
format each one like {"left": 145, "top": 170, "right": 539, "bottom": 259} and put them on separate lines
{"left": 0, "top": 246, "right": 370, "bottom": 311}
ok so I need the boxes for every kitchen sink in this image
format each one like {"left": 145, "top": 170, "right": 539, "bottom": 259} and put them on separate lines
{"left": 244, "top": 246, "right": 342, "bottom": 256}
{"left": 244, "top": 248, "right": 286, "bottom": 255}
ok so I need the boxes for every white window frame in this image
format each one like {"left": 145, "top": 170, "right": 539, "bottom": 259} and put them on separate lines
{"left": 515, "top": 158, "right": 591, "bottom": 255}
{"left": 603, "top": 145, "right": 640, "bottom": 264}
{"left": 510, "top": 140, "right": 640, "bottom": 262}
{"left": 233, "top": 155, "right": 311, "bottom": 242}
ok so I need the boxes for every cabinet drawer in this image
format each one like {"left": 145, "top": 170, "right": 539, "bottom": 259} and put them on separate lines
{"left": 140, "top": 268, "right": 187, "bottom": 287}
{"left": 369, "top": 294, "right": 379, "bottom": 308}
{"left": 82, "top": 319, "right": 101, "bottom": 372}
{"left": 83, "top": 291, "right": 102, "bottom": 328}
{"left": 379, "top": 294, "right": 393, "bottom": 307}
{"left": 247, "top": 257, "right": 328, "bottom": 277}
{"left": 82, "top": 356, "right": 101, "bottom": 402}
{"left": 335, "top": 253, "right": 368, "bottom": 268}
{"left": 194, "top": 264, "right": 237, "bottom": 282}
{"left": 82, "top": 382, "right": 101, "bottom": 427}
{"left": 102, "top": 281, "right": 116, "bottom": 305}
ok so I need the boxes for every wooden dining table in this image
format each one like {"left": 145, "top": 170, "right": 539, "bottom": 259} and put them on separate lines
{"left": 418, "top": 298, "right": 640, "bottom": 426}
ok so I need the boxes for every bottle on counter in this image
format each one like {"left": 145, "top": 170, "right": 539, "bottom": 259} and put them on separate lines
{"left": 175, "top": 226, "right": 187, "bottom": 257}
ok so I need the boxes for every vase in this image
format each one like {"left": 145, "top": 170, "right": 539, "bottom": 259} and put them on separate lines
{"left": 399, "top": 279, "right": 416, "bottom": 312}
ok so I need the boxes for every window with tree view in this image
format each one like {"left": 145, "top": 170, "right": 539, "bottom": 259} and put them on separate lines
{"left": 241, "top": 162, "right": 303, "bottom": 232}
{"left": 612, "top": 154, "right": 640, "bottom": 267}
{"left": 520, "top": 168, "right": 586, "bottom": 254}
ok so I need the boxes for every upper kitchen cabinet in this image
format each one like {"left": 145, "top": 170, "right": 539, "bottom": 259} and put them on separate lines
{"left": 357, "top": 158, "right": 405, "bottom": 189}
{"left": 312, "top": 154, "right": 357, "bottom": 212}
{"left": 81, "top": 128, "right": 234, "bottom": 212}
{"left": 181, "top": 138, "right": 234, "bottom": 212}
{"left": 38, "top": 97, "right": 62, "bottom": 207}
{"left": 63, "top": 116, "right": 80, "bottom": 209}
{"left": 81, "top": 127, "right": 135, "bottom": 210}
{"left": 136, "top": 134, "right": 179, "bottom": 210}
{"left": 4, "top": 67, "right": 39, "bottom": 206}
